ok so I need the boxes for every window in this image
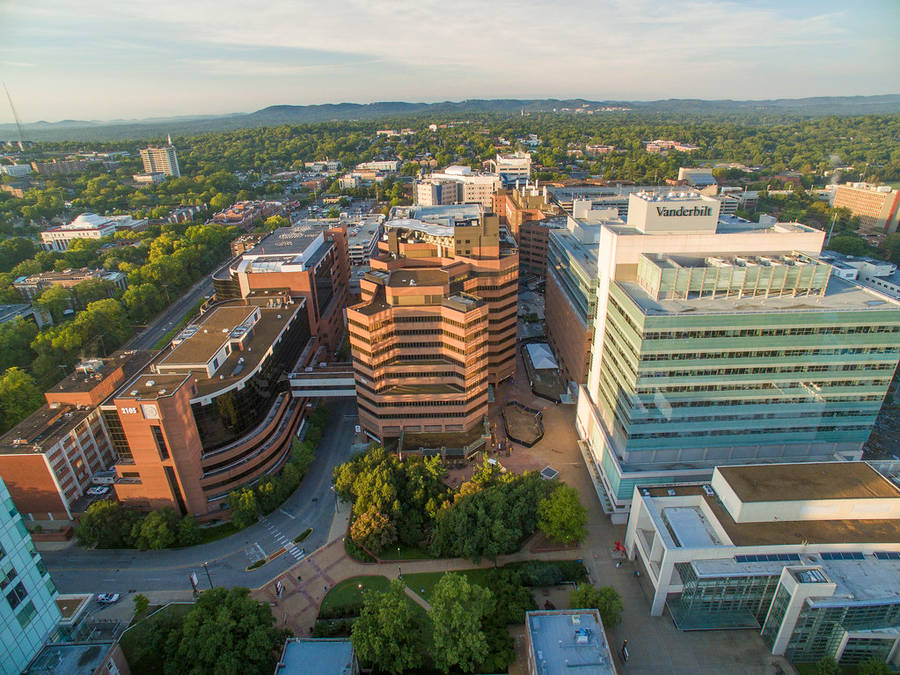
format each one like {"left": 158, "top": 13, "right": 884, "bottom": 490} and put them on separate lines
{"left": 35, "top": 559, "right": 48, "bottom": 577}
{"left": 16, "top": 600, "right": 36, "bottom": 628}
{"left": 820, "top": 552, "right": 864, "bottom": 561}
{"left": 1, "top": 561, "right": 16, "bottom": 589}
{"left": 151, "top": 426, "right": 170, "bottom": 460}
{"left": 5, "top": 581, "right": 27, "bottom": 610}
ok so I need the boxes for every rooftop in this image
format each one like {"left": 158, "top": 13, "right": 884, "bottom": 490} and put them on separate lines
{"left": 0, "top": 404, "right": 92, "bottom": 454}
{"left": 719, "top": 462, "right": 900, "bottom": 503}
{"left": 158, "top": 306, "right": 257, "bottom": 368}
{"left": 48, "top": 351, "right": 152, "bottom": 395}
{"left": 527, "top": 610, "right": 616, "bottom": 675}
{"left": 389, "top": 268, "right": 447, "bottom": 287}
{"left": 617, "top": 275, "right": 900, "bottom": 316}
{"left": 275, "top": 638, "right": 355, "bottom": 675}
{"left": 24, "top": 642, "right": 116, "bottom": 675}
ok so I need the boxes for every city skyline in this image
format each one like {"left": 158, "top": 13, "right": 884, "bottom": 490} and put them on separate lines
{"left": 1, "top": 0, "right": 899, "bottom": 124}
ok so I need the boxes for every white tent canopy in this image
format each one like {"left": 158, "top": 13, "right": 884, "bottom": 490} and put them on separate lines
{"left": 525, "top": 343, "right": 558, "bottom": 370}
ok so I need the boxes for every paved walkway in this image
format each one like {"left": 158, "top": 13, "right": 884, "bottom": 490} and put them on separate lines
{"left": 403, "top": 586, "right": 432, "bottom": 611}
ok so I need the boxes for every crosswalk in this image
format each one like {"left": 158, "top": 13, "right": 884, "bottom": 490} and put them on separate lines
{"left": 261, "top": 517, "right": 306, "bottom": 562}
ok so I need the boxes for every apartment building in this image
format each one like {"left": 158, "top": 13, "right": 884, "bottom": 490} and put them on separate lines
{"left": 415, "top": 166, "right": 502, "bottom": 208}
{"left": 40, "top": 213, "right": 147, "bottom": 251}
{"left": 0, "top": 352, "right": 151, "bottom": 520}
{"left": 347, "top": 217, "right": 384, "bottom": 266}
{"left": 213, "top": 223, "right": 350, "bottom": 354}
{"left": 832, "top": 182, "right": 900, "bottom": 234}
{"left": 30, "top": 159, "right": 89, "bottom": 176}
{"left": 574, "top": 191, "right": 900, "bottom": 519}
{"left": 347, "top": 208, "right": 518, "bottom": 440}
{"left": 0, "top": 476, "right": 61, "bottom": 675}
{"left": 625, "top": 462, "right": 900, "bottom": 667}
{"left": 139, "top": 142, "right": 180, "bottom": 177}
{"left": 488, "top": 151, "right": 531, "bottom": 184}
{"left": 109, "top": 295, "right": 315, "bottom": 518}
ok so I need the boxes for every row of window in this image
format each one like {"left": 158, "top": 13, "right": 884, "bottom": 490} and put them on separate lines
{"left": 628, "top": 423, "right": 872, "bottom": 440}
{"left": 638, "top": 363, "right": 895, "bottom": 380}
{"left": 357, "top": 392, "right": 487, "bottom": 408}
{"left": 639, "top": 346, "right": 899, "bottom": 361}
{"left": 635, "top": 379, "right": 891, "bottom": 395}
{"left": 643, "top": 325, "right": 900, "bottom": 340}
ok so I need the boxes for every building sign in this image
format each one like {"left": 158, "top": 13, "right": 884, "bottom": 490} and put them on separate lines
{"left": 120, "top": 407, "right": 137, "bottom": 414}
{"left": 656, "top": 206, "right": 712, "bottom": 217}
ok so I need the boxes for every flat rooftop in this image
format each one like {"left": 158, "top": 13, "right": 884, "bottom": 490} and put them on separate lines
{"left": 617, "top": 275, "right": 900, "bottom": 316}
{"left": 718, "top": 462, "right": 900, "bottom": 502}
{"left": 0, "top": 404, "right": 92, "bottom": 453}
{"left": 47, "top": 351, "right": 152, "bottom": 395}
{"left": 646, "top": 484, "right": 900, "bottom": 547}
{"left": 275, "top": 638, "right": 355, "bottom": 675}
{"left": 389, "top": 268, "right": 447, "bottom": 287}
{"left": 24, "top": 642, "right": 115, "bottom": 674}
{"left": 527, "top": 610, "right": 616, "bottom": 675}
{"left": 246, "top": 225, "right": 324, "bottom": 257}
{"left": 159, "top": 305, "right": 256, "bottom": 367}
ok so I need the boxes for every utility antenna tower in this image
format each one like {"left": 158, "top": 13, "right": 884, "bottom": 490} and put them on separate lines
{"left": 3, "top": 83, "right": 26, "bottom": 151}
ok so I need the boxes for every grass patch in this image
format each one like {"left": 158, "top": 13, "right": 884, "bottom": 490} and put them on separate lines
{"left": 246, "top": 559, "right": 266, "bottom": 571}
{"left": 120, "top": 603, "right": 193, "bottom": 674}
{"left": 195, "top": 521, "right": 240, "bottom": 545}
{"left": 379, "top": 544, "right": 433, "bottom": 561}
{"left": 795, "top": 665, "right": 862, "bottom": 675}
{"left": 293, "top": 528, "right": 312, "bottom": 544}
{"left": 319, "top": 576, "right": 391, "bottom": 617}
{"left": 152, "top": 298, "right": 206, "bottom": 350}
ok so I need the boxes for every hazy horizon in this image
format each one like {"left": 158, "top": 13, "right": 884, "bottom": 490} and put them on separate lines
{"left": 2, "top": 0, "right": 899, "bottom": 125}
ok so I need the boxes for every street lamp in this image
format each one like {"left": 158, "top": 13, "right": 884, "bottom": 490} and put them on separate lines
{"left": 202, "top": 561, "right": 213, "bottom": 589}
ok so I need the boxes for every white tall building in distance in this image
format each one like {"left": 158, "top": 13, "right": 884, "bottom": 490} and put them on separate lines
{"left": 139, "top": 137, "right": 180, "bottom": 177}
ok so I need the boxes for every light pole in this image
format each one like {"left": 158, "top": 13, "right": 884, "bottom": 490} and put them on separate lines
{"left": 202, "top": 562, "right": 213, "bottom": 589}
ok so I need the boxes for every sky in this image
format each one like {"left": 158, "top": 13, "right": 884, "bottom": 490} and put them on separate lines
{"left": 1, "top": 0, "right": 898, "bottom": 124}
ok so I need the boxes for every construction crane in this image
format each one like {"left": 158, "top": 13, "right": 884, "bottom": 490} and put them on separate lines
{"left": 3, "top": 82, "right": 26, "bottom": 151}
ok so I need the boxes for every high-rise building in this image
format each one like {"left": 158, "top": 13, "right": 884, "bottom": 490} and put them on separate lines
{"left": 493, "top": 183, "right": 564, "bottom": 276}
{"left": 488, "top": 151, "right": 531, "bottom": 184}
{"left": 832, "top": 182, "right": 900, "bottom": 234}
{"left": 139, "top": 142, "right": 180, "bottom": 178}
{"left": 347, "top": 207, "right": 518, "bottom": 440}
{"left": 575, "top": 191, "right": 900, "bottom": 520}
{"left": 624, "top": 461, "right": 900, "bottom": 666}
{"left": 0, "top": 476, "right": 61, "bottom": 675}
{"left": 415, "top": 166, "right": 502, "bottom": 208}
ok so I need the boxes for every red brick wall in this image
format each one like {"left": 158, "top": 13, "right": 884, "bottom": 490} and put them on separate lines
{"left": 0, "top": 454, "right": 70, "bottom": 519}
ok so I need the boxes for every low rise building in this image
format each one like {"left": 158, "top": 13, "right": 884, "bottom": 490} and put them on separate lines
{"left": 0, "top": 476, "right": 61, "bottom": 675}
{"left": 29, "top": 159, "right": 89, "bottom": 177}
{"left": 167, "top": 205, "right": 204, "bottom": 224}
{"left": 355, "top": 160, "right": 399, "bottom": 172}
{"left": 625, "top": 462, "right": 900, "bottom": 667}
{"left": 525, "top": 609, "right": 616, "bottom": 675}
{"left": 488, "top": 151, "right": 531, "bottom": 184}
{"left": 13, "top": 268, "right": 127, "bottom": 301}
{"left": 0, "top": 352, "right": 152, "bottom": 520}
{"left": 40, "top": 213, "right": 147, "bottom": 251}
{"left": 819, "top": 251, "right": 900, "bottom": 299}
{"left": 645, "top": 140, "right": 699, "bottom": 154}
{"left": 832, "top": 182, "right": 900, "bottom": 234}
{"left": 210, "top": 201, "right": 284, "bottom": 231}
{"left": 416, "top": 166, "right": 502, "bottom": 208}
{"left": 347, "top": 217, "right": 384, "bottom": 266}
{"left": 0, "top": 164, "right": 32, "bottom": 177}
{"left": 275, "top": 637, "right": 358, "bottom": 675}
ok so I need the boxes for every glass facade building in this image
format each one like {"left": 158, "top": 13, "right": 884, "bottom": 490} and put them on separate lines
{"left": 0, "top": 476, "right": 60, "bottom": 675}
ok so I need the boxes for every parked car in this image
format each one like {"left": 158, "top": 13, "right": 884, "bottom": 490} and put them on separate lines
{"left": 86, "top": 486, "right": 110, "bottom": 496}
{"left": 97, "top": 593, "right": 120, "bottom": 605}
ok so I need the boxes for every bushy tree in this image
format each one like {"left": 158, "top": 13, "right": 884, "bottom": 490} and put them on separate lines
{"left": 227, "top": 488, "right": 259, "bottom": 529}
{"left": 167, "top": 587, "right": 285, "bottom": 675}
{"left": 351, "top": 579, "right": 427, "bottom": 673}
{"left": 0, "top": 367, "right": 44, "bottom": 434}
{"left": 131, "top": 508, "right": 180, "bottom": 550}
{"left": 858, "top": 658, "right": 891, "bottom": 675}
{"left": 350, "top": 508, "right": 397, "bottom": 554}
{"left": 133, "top": 593, "right": 149, "bottom": 616}
{"left": 569, "top": 584, "right": 623, "bottom": 628}
{"left": 429, "top": 573, "right": 494, "bottom": 673}
{"left": 76, "top": 500, "right": 141, "bottom": 548}
{"left": 538, "top": 483, "right": 587, "bottom": 545}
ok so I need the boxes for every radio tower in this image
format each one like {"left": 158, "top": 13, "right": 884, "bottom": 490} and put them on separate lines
{"left": 3, "top": 83, "right": 26, "bottom": 151}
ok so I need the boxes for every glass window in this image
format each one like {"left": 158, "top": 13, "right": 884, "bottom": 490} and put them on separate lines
{"left": 0, "top": 561, "right": 16, "bottom": 589}
{"left": 5, "top": 581, "right": 27, "bottom": 610}
{"left": 16, "top": 600, "right": 36, "bottom": 628}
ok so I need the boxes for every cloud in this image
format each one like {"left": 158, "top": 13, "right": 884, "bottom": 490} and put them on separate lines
{"left": 0, "top": 61, "right": 36, "bottom": 68}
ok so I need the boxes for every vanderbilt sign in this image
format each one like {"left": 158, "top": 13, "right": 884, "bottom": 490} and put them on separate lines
{"left": 656, "top": 205, "right": 713, "bottom": 217}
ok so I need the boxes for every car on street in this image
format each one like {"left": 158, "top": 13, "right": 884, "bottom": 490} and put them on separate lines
{"left": 96, "top": 593, "right": 120, "bottom": 605}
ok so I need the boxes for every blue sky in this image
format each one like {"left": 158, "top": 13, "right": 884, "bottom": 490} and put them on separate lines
{"left": 0, "top": 0, "right": 898, "bottom": 123}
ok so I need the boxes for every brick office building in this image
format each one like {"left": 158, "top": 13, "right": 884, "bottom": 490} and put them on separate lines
{"left": 347, "top": 208, "right": 518, "bottom": 440}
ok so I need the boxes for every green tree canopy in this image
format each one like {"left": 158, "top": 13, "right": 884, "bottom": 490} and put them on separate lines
{"left": 537, "top": 483, "right": 588, "bottom": 545}
{"left": 75, "top": 500, "right": 142, "bottom": 548}
{"left": 350, "top": 579, "right": 428, "bottom": 674}
{"left": 428, "top": 573, "right": 494, "bottom": 673}
{"left": 0, "top": 367, "right": 44, "bottom": 434}
{"left": 569, "top": 583, "right": 624, "bottom": 628}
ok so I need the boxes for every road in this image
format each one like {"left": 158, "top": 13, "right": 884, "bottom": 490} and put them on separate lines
{"left": 43, "top": 398, "right": 359, "bottom": 593}
{"left": 124, "top": 256, "right": 235, "bottom": 352}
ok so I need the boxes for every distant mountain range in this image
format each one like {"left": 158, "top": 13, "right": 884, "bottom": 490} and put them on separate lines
{"left": 3, "top": 95, "right": 899, "bottom": 142}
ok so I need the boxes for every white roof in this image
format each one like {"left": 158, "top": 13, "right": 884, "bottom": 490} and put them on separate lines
{"left": 525, "top": 342, "right": 558, "bottom": 370}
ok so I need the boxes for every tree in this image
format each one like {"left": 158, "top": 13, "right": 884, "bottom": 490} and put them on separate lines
{"left": 262, "top": 215, "right": 288, "bottom": 231}
{"left": 178, "top": 516, "right": 201, "bottom": 546}
{"left": 350, "top": 508, "right": 397, "bottom": 554}
{"left": 429, "top": 573, "right": 494, "bottom": 673}
{"left": 858, "top": 658, "right": 891, "bottom": 675}
{"left": 537, "top": 483, "right": 587, "bottom": 545}
{"left": 134, "top": 593, "right": 149, "bottom": 616}
{"left": 0, "top": 318, "right": 37, "bottom": 373}
{"left": 350, "top": 579, "right": 427, "bottom": 673}
{"left": 35, "top": 285, "right": 75, "bottom": 323}
{"left": 0, "top": 367, "right": 44, "bottom": 434}
{"left": 227, "top": 487, "right": 259, "bottom": 528}
{"left": 168, "top": 587, "right": 285, "bottom": 675}
{"left": 209, "top": 192, "right": 232, "bottom": 212}
{"left": 131, "top": 508, "right": 180, "bottom": 550}
{"left": 569, "top": 584, "right": 623, "bottom": 628}
{"left": 815, "top": 656, "right": 839, "bottom": 675}
{"left": 76, "top": 500, "right": 140, "bottom": 548}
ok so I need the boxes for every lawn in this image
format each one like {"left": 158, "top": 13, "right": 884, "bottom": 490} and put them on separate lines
{"left": 380, "top": 544, "right": 434, "bottom": 561}
{"left": 120, "top": 603, "right": 193, "bottom": 675}
{"left": 795, "top": 665, "right": 862, "bottom": 675}
{"left": 402, "top": 568, "right": 498, "bottom": 602}
{"left": 319, "top": 576, "right": 392, "bottom": 616}
{"left": 195, "top": 521, "right": 240, "bottom": 545}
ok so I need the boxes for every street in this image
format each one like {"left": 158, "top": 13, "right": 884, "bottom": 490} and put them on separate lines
{"left": 43, "top": 398, "right": 359, "bottom": 593}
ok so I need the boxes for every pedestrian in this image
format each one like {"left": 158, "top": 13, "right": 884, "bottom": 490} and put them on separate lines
{"left": 621, "top": 640, "right": 629, "bottom": 663}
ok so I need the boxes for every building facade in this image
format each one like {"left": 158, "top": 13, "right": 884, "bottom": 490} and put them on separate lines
{"left": 213, "top": 223, "right": 350, "bottom": 354}
{"left": 139, "top": 144, "right": 180, "bottom": 177}
{"left": 0, "top": 476, "right": 61, "bottom": 675}
{"left": 347, "top": 209, "right": 518, "bottom": 440}
{"left": 40, "top": 213, "right": 147, "bottom": 251}
{"left": 574, "top": 192, "right": 900, "bottom": 519}
{"left": 13, "top": 268, "right": 127, "bottom": 301}
{"left": 489, "top": 151, "right": 531, "bottom": 184}
{"left": 832, "top": 183, "right": 900, "bottom": 234}
{"left": 624, "top": 462, "right": 900, "bottom": 668}
{"left": 109, "top": 296, "right": 315, "bottom": 518}
{"left": 415, "top": 167, "right": 502, "bottom": 208}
